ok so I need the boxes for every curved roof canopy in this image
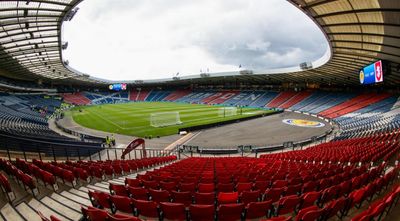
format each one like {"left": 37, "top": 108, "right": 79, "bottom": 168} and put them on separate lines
{"left": 0, "top": 0, "right": 399, "bottom": 86}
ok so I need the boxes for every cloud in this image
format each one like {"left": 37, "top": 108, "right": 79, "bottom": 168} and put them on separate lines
{"left": 62, "top": 0, "right": 327, "bottom": 80}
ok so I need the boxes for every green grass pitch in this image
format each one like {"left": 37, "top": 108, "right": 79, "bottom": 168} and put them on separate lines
{"left": 69, "top": 102, "right": 275, "bottom": 137}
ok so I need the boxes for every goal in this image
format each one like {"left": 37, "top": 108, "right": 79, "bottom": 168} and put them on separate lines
{"left": 150, "top": 112, "right": 182, "bottom": 127}
{"left": 218, "top": 107, "right": 238, "bottom": 117}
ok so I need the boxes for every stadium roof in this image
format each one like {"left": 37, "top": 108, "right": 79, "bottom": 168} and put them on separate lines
{"left": 0, "top": 0, "right": 399, "bottom": 86}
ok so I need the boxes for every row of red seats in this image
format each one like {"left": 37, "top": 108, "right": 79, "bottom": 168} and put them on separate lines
{"left": 352, "top": 184, "right": 400, "bottom": 221}
{"left": 261, "top": 132, "right": 400, "bottom": 163}
{"left": 0, "top": 159, "right": 38, "bottom": 195}
{"left": 0, "top": 172, "right": 15, "bottom": 202}
{"left": 86, "top": 165, "right": 396, "bottom": 221}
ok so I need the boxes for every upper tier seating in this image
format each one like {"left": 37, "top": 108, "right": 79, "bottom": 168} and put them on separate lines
{"left": 62, "top": 93, "right": 91, "bottom": 105}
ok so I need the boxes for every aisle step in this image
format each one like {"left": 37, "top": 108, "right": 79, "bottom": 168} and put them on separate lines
{"left": 1, "top": 203, "right": 24, "bottom": 221}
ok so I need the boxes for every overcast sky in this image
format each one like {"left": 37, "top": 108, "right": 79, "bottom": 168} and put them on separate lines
{"left": 62, "top": 0, "right": 328, "bottom": 81}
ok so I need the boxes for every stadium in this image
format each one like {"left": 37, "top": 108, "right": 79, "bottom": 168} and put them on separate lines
{"left": 0, "top": 0, "right": 399, "bottom": 220}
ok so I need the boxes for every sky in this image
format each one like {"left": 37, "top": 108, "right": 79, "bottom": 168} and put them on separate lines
{"left": 62, "top": 0, "right": 328, "bottom": 81}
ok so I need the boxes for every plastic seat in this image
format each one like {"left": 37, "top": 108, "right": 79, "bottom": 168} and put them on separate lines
{"left": 160, "top": 181, "right": 177, "bottom": 191}
{"left": 194, "top": 192, "right": 215, "bottom": 205}
{"left": 265, "top": 187, "right": 285, "bottom": 203}
{"left": 127, "top": 186, "right": 148, "bottom": 200}
{"left": 107, "top": 213, "right": 142, "bottom": 221}
{"left": 255, "top": 181, "right": 270, "bottom": 192}
{"left": 245, "top": 200, "right": 272, "bottom": 220}
{"left": 110, "top": 183, "right": 129, "bottom": 196}
{"left": 324, "top": 197, "right": 346, "bottom": 220}
{"left": 83, "top": 206, "right": 108, "bottom": 221}
{"left": 241, "top": 190, "right": 260, "bottom": 205}
{"left": 300, "top": 191, "right": 321, "bottom": 209}
{"left": 50, "top": 215, "right": 61, "bottom": 221}
{"left": 180, "top": 182, "right": 196, "bottom": 193}
{"left": 302, "top": 181, "right": 317, "bottom": 193}
{"left": 217, "top": 192, "right": 239, "bottom": 204}
{"left": 189, "top": 204, "right": 215, "bottom": 221}
{"left": 198, "top": 183, "right": 215, "bottom": 193}
{"left": 133, "top": 199, "right": 159, "bottom": 220}
{"left": 275, "top": 195, "right": 301, "bottom": 216}
{"left": 236, "top": 182, "right": 253, "bottom": 193}
{"left": 296, "top": 205, "right": 324, "bottom": 221}
{"left": 160, "top": 202, "right": 186, "bottom": 221}
{"left": 285, "top": 184, "right": 302, "bottom": 196}
{"left": 217, "top": 183, "right": 234, "bottom": 192}
{"left": 142, "top": 180, "right": 159, "bottom": 189}
{"left": 262, "top": 216, "right": 292, "bottom": 221}
{"left": 88, "top": 190, "right": 111, "bottom": 209}
{"left": 149, "top": 189, "right": 170, "bottom": 203}
{"left": 272, "top": 180, "right": 288, "bottom": 188}
{"left": 110, "top": 195, "right": 134, "bottom": 214}
{"left": 171, "top": 191, "right": 192, "bottom": 207}
{"left": 218, "top": 203, "right": 244, "bottom": 221}
{"left": 125, "top": 178, "right": 141, "bottom": 187}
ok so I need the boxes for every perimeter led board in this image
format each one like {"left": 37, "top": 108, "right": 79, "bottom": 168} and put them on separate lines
{"left": 109, "top": 83, "right": 127, "bottom": 91}
{"left": 359, "top": 60, "right": 384, "bottom": 85}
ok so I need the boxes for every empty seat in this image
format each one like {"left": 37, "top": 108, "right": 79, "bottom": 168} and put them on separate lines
{"left": 217, "top": 192, "right": 238, "bottom": 204}
{"left": 217, "top": 203, "right": 244, "bottom": 221}
{"left": 245, "top": 200, "right": 272, "bottom": 220}
{"left": 160, "top": 202, "right": 186, "bottom": 221}
{"left": 149, "top": 189, "right": 170, "bottom": 203}
{"left": 171, "top": 191, "right": 192, "bottom": 207}
{"left": 275, "top": 195, "right": 301, "bottom": 216}
{"left": 110, "top": 195, "right": 134, "bottom": 214}
{"left": 128, "top": 186, "right": 148, "bottom": 200}
{"left": 296, "top": 205, "right": 324, "bottom": 221}
{"left": 110, "top": 183, "right": 129, "bottom": 196}
{"left": 133, "top": 199, "right": 159, "bottom": 220}
{"left": 241, "top": 190, "right": 260, "bottom": 205}
{"left": 236, "top": 182, "right": 253, "bottom": 193}
{"left": 189, "top": 204, "right": 215, "bottom": 221}
{"left": 198, "top": 183, "right": 215, "bottom": 193}
{"left": 88, "top": 190, "right": 111, "bottom": 209}
{"left": 194, "top": 192, "right": 215, "bottom": 205}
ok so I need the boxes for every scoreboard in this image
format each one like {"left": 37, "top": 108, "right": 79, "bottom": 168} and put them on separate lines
{"left": 359, "top": 60, "right": 384, "bottom": 85}
{"left": 109, "top": 83, "right": 127, "bottom": 91}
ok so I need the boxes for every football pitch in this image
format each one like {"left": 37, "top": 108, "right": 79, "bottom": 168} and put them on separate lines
{"left": 70, "top": 102, "right": 275, "bottom": 137}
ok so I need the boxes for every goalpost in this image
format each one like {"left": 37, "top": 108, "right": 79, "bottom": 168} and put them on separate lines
{"left": 150, "top": 112, "right": 182, "bottom": 127}
{"left": 218, "top": 107, "right": 238, "bottom": 117}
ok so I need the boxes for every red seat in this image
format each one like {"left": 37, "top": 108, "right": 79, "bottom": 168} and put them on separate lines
{"left": 125, "top": 178, "right": 141, "bottom": 187}
{"left": 262, "top": 216, "right": 292, "bottom": 221}
{"left": 198, "top": 183, "right": 215, "bottom": 193}
{"left": 218, "top": 203, "right": 244, "bottom": 221}
{"left": 296, "top": 205, "right": 324, "bottom": 221}
{"left": 245, "top": 200, "right": 272, "bottom": 220}
{"left": 133, "top": 199, "right": 159, "bottom": 219}
{"left": 110, "top": 195, "right": 134, "bottom": 214}
{"left": 324, "top": 197, "right": 346, "bottom": 220}
{"left": 302, "top": 181, "right": 317, "bottom": 193}
{"left": 107, "top": 213, "right": 142, "bottom": 221}
{"left": 217, "top": 183, "right": 234, "bottom": 192}
{"left": 142, "top": 180, "right": 159, "bottom": 189}
{"left": 110, "top": 183, "right": 129, "bottom": 196}
{"left": 195, "top": 192, "right": 215, "bottom": 205}
{"left": 149, "top": 189, "right": 170, "bottom": 203}
{"left": 160, "top": 202, "right": 186, "bottom": 220}
{"left": 272, "top": 180, "right": 288, "bottom": 188}
{"left": 50, "top": 215, "right": 61, "bottom": 221}
{"left": 255, "top": 181, "right": 270, "bottom": 192}
{"left": 127, "top": 186, "right": 148, "bottom": 200}
{"left": 285, "top": 184, "right": 302, "bottom": 196}
{"left": 265, "top": 187, "right": 285, "bottom": 203}
{"left": 180, "top": 182, "right": 196, "bottom": 193}
{"left": 217, "top": 192, "right": 238, "bottom": 204}
{"left": 171, "top": 191, "right": 192, "bottom": 207}
{"left": 189, "top": 204, "right": 215, "bottom": 221}
{"left": 0, "top": 173, "right": 15, "bottom": 202}
{"left": 160, "top": 181, "right": 177, "bottom": 191}
{"left": 300, "top": 191, "right": 321, "bottom": 209}
{"left": 88, "top": 190, "right": 111, "bottom": 209}
{"left": 82, "top": 206, "right": 108, "bottom": 221}
{"left": 241, "top": 190, "right": 260, "bottom": 205}
{"left": 275, "top": 195, "right": 301, "bottom": 216}
{"left": 236, "top": 182, "right": 252, "bottom": 193}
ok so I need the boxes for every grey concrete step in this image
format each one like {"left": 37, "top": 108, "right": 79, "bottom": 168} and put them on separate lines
{"left": 15, "top": 202, "right": 41, "bottom": 221}
{"left": 1, "top": 203, "right": 24, "bottom": 221}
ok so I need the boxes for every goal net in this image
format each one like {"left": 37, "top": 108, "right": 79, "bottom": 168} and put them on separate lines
{"left": 218, "top": 107, "right": 238, "bottom": 117}
{"left": 150, "top": 112, "right": 182, "bottom": 127}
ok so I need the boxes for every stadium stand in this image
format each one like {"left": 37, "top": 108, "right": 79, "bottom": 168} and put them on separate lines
{"left": 266, "top": 91, "right": 298, "bottom": 108}
{"left": 62, "top": 93, "right": 91, "bottom": 106}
